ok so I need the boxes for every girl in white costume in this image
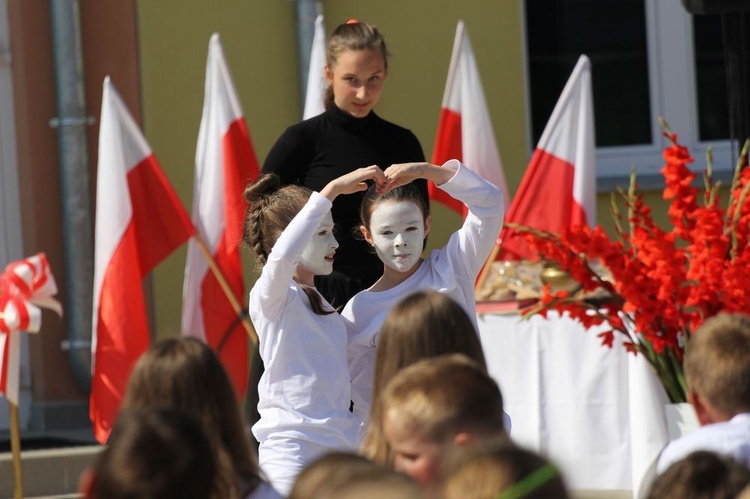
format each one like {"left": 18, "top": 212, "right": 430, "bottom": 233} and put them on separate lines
{"left": 243, "top": 166, "right": 385, "bottom": 495}
{"left": 342, "top": 160, "right": 505, "bottom": 433}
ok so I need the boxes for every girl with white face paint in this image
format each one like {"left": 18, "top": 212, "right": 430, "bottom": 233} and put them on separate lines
{"left": 341, "top": 160, "right": 506, "bottom": 438}
{"left": 243, "top": 166, "right": 386, "bottom": 495}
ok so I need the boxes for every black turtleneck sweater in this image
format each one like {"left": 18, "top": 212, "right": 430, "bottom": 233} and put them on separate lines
{"left": 262, "top": 104, "right": 428, "bottom": 291}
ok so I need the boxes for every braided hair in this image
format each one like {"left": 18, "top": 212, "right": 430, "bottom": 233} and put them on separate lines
{"left": 243, "top": 174, "right": 334, "bottom": 315}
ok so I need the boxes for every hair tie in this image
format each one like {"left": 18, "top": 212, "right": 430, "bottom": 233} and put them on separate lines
{"left": 346, "top": 18, "right": 359, "bottom": 24}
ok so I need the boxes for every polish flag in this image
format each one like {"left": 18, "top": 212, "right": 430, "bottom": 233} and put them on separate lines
{"left": 498, "top": 55, "right": 596, "bottom": 260}
{"left": 303, "top": 14, "right": 327, "bottom": 120}
{"left": 431, "top": 20, "right": 509, "bottom": 215}
{"left": 91, "top": 77, "right": 195, "bottom": 443}
{"left": 182, "top": 34, "right": 259, "bottom": 398}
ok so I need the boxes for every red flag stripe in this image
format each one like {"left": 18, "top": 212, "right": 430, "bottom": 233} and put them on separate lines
{"left": 128, "top": 154, "right": 196, "bottom": 273}
{"left": 499, "top": 149, "right": 587, "bottom": 260}
{"left": 90, "top": 222, "right": 151, "bottom": 442}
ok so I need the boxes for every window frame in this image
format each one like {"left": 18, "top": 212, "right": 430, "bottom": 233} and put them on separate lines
{"left": 522, "top": 0, "right": 737, "bottom": 192}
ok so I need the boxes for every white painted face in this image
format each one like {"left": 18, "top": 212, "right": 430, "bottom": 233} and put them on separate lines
{"left": 367, "top": 201, "right": 426, "bottom": 273}
{"left": 299, "top": 211, "right": 338, "bottom": 276}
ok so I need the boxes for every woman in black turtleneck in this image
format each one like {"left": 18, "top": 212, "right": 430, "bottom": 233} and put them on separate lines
{"left": 262, "top": 19, "right": 428, "bottom": 308}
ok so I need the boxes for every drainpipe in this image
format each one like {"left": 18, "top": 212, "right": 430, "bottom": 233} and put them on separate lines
{"left": 293, "top": 0, "right": 323, "bottom": 116}
{"left": 49, "top": 0, "right": 93, "bottom": 393}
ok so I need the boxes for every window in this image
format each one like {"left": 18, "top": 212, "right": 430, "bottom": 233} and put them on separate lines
{"left": 524, "top": 0, "right": 742, "bottom": 189}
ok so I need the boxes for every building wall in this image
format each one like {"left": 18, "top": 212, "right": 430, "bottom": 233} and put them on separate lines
{"left": 8, "top": 0, "right": 141, "bottom": 429}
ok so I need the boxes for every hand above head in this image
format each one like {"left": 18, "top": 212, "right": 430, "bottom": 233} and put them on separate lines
{"left": 381, "top": 162, "right": 453, "bottom": 192}
{"left": 321, "top": 165, "right": 388, "bottom": 201}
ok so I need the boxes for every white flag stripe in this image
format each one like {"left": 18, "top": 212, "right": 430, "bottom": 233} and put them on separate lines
{"left": 304, "top": 15, "right": 327, "bottom": 119}
{"left": 445, "top": 20, "right": 510, "bottom": 207}
{"left": 537, "top": 55, "right": 596, "bottom": 223}
{"left": 92, "top": 77, "right": 137, "bottom": 360}
{"left": 182, "top": 33, "right": 241, "bottom": 340}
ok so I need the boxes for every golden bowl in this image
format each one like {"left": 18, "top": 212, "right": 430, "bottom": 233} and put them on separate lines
{"left": 540, "top": 264, "right": 582, "bottom": 295}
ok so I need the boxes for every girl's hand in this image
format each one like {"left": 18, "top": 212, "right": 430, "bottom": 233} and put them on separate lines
{"left": 321, "top": 165, "right": 387, "bottom": 201}
{"left": 381, "top": 162, "right": 453, "bottom": 191}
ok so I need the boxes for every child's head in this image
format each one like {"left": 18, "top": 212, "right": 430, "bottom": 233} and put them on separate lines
{"left": 685, "top": 313, "right": 750, "bottom": 422}
{"left": 290, "top": 451, "right": 422, "bottom": 499}
{"left": 243, "top": 173, "right": 312, "bottom": 267}
{"left": 81, "top": 407, "right": 215, "bottom": 499}
{"left": 648, "top": 450, "right": 750, "bottom": 499}
{"left": 442, "top": 442, "right": 569, "bottom": 499}
{"left": 324, "top": 20, "right": 389, "bottom": 114}
{"left": 359, "top": 183, "right": 430, "bottom": 273}
{"left": 122, "top": 337, "right": 260, "bottom": 499}
{"left": 380, "top": 354, "right": 507, "bottom": 489}
{"left": 362, "top": 291, "right": 487, "bottom": 465}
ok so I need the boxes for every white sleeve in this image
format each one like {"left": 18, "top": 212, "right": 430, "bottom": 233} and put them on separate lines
{"left": 436, "top": 159, "right": 505, "bottom": 278}
{"left": 252, "top": 192, "right": 332, "bottom": 318}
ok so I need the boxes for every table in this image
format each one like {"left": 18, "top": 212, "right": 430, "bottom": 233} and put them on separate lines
{"left": 476, "top": 311, "right": 672, "bottom": 495}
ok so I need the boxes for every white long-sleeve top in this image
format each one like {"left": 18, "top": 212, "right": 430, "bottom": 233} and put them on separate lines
{"left": 250, "top": 191, "right": 359, "bottom": 451}
{"left": 342, "top": 160, "right": 505, "bottom": 426}
{"left": 656, "top": 412, "right": 750, "bottom": 473}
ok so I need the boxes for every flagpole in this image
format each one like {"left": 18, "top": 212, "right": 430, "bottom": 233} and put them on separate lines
{"left": 9, "top": 401, "right": 23, "bottom": 499}
{"left": 475, "top": 242, "right": 502, "bottom": 294}
{"left": 191, "top": 234, "right": 259, "bottom": 347}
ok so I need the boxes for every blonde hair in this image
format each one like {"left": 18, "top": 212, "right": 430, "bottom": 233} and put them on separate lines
{"left": 442, "top": 442, "right": 569, "bottom": 499}
{"left": 685, "top": 313, "right": 750, "bottom": 415}
{"left": 362, "top": 291, "right": 487, "bottom": 465}
{"left": 381, "top": 354, "right": 505, "bottom": 445}
{"left": 324, "top": 20, "right": 389, "bottom": 109}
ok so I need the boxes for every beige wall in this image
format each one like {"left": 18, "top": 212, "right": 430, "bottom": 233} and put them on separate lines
{"left": 136, "top": 1, "right": 530, "bottom": 336}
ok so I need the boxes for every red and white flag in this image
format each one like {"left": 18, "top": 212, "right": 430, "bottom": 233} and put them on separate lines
{"left": 303, "top": 14, "right": 327, "bottom": 120}
{"left": 498, "top": 55, "right": 596, "bottom": 260}
{"left": 0, "top": 253, "right": 61, "bottom": 405}
{"left": 431, "top": 20, "right": 509, "bottom": 215}
{"left": 91, "top": 77, "right": 195, "bottom": 443}
{"left": 182, "top": 34, "right": 259, "bottom": 398}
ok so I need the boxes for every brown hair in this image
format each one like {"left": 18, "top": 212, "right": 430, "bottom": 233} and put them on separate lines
{"left": 290, "top": 451, "right": 421, "bottom": 499}
{"left": 122, "top": 338, "right": 261, "bottom": 499}
{"left": 381, "top": 354, "right": 505, "bottom": 446}
{"left": 685, "top": 313, "right": 750, "bottom": 415}
{"left": 91, "top": 408, "right": 216, "bottom": 499}
{"left": 324, "top": 20, "right": 389, "bottom": 109}
{"left": 359, "top": 182, "right": 429, "bottom": 234}
{"left": 648, "top": 451, "right": 750, "bottom": 499}
{"left": 362, "top": 291, "right": 487, "bottom": 465}
{"left": 243, "top": 173, "right": 333, "bottom": 315}
{"left": 442, "top": 442, "right": 570, "bottom": 499}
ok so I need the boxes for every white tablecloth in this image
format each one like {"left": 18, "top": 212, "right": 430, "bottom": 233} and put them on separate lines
{"left": 476, "top": 311, "right": 672, "bottom": 495}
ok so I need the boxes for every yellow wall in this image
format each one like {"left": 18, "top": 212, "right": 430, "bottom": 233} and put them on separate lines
{"left": 136, "top": 1, "right": 529, "bottom": 336}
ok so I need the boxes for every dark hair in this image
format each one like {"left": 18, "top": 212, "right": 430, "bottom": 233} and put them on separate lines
{"left": 648, "top": 451, "right": 750, "bottom": 499}
{"left": 324, "top": 20, "right": 389, "bottom": 108}
{"left": 243, "top": 173, "right": 334, "bottom": 315}
{"left": 122, "top": 338, "right": 262, "bottom": 499}
{"left": 359, "top": 182, "right": 430, "bottom": 232}
{"left": 362, "top": 291, "right": 487, "bottom": 465}
{"left": 92, "top": 408, "right": 215, "bottom": 499}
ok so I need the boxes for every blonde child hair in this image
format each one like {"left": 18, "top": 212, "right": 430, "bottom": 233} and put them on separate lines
{"left": 685, "top": 313, "right": 750, "bottom": 420}
{"left": 442, "top": 442, "right": 569, "bottom": 499}
{"left": 361, "top": 291, "right": 487, "bottom": 465}
{"left": 381, "top": 354, "right": 505, "bottom": 445}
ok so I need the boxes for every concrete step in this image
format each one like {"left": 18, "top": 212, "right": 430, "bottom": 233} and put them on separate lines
{"left": 0, "top": 445, "right": 101, "bottom": 498}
